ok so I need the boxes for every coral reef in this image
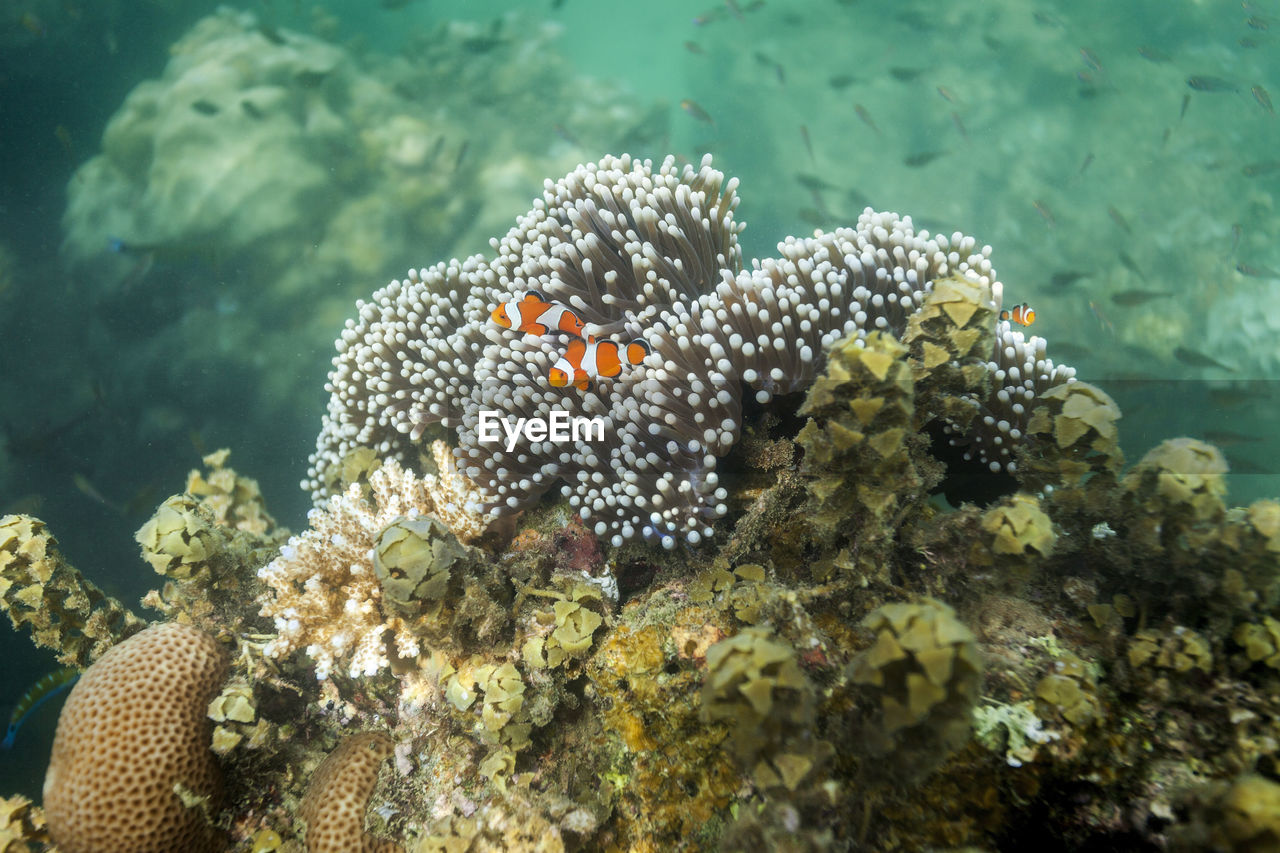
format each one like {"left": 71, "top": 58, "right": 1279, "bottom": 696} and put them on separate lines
{"left": 299, "top": 732, "right": 402, "bottom": 853}
{"left": 8, "top": 155, "right": 1280, "bottom": 851}
{"left": 43, "top": 622, "right": 228, "bottom": 853}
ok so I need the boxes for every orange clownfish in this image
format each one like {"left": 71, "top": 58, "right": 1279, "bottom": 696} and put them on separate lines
{"left": 491, "top": 290, "right": 586, "bottom": 338}
{"left": 549, "top": 336, "right": 651, "bottom": 390}
{"left": 1000, "top": 302, "right": 1035, "bottom": 326}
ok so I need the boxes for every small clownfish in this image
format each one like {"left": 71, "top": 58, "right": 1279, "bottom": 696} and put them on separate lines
{"left": 1000, "top": 302, "right": 1035, "bottom": 326}
{"left": 549, "top": 336, "right": 651, "bottom": 390}
{"left": 490, "top": 290, "right": 586, "bottom": 338}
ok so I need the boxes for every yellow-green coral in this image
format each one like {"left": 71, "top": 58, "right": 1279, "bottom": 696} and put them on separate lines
{"left": 522, "top": 581, "right": 606, "bottom": 669}
{"left": 0, "top": 514, "right": 144, "bottom": 668}
{"left": 972, "top": 493, "right": 1057, "bottom": 586}
{"left": 1120, "top": 438, "right": 1228, "bottom": 555}
{"left": 1021, "top": 380, "right": 1123, "bottom": 486}
{"left": 846, "top": 597, "right": 982, "bottom": 780}
{"left": 1233, "top": 617, "right": 1280, "bottom": 670}
{"left": 701, "top": 626, "right": 826, "bottom": 791}
{"left": 1128, "top": 626, "right": 1213, "bottom": 674}
{"left": 1034, "top": 652, "right": 1102, "bottom": 727}
{"left": 373, "top": 515, "right": 475, "bottom": 628}
{"left": 0, "top": 795, "right": 50, "bottom": 853}
{"left": 796, "top": 330, "right": 928, "bottom": 581}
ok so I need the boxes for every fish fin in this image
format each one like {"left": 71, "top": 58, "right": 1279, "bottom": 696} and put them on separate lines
{"left": 524, "top": 289, "right": 548, "bottom": 302}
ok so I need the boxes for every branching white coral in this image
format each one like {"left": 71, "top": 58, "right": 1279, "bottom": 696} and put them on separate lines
{"left": 257, "top": 448, "right": 492, "bottom": 679}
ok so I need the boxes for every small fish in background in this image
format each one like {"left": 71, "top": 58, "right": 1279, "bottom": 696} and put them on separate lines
{"left": 1253, "top": 85, "right": 1275, "bottom": 115}
{"left": 1242, "top": 160, "right": 1280, "bottom": 178}
{"left": 191, "top": 99, "right": 220, "bottom": 116}
{"left": 1187, "top": 75, "right": 1239, "bottom": 93}
{"left": 1000, "top": 302, "right": 1035, "bottom": 326}
{"left": 794, "top": 172, "right": 836, "bottom": 192}
{"left": 903, "top": 150, "right": 946, "bottom": 168}
{"left": 950, "top": 111, "right": 969, "bottom": 142}
{"left": 828, "top": 74, "right": 857, "bottom": 90}
{"left": 725, "top": 0, "right": 744, "bottom": 21}
{"left": 936, "top": 85, "right": 958, "bottom": 103}
{"left": 454, "top": 139, "right": 469, "bottom": 172}
{"left": 552, "top": 123, "right": 579, "bottom": 147}
{"left": 692, "top": 6, "right": 727, "bottom": 25}
{"left": 799, "top": 124, "right": 815, "bottom": 163}
{"left": 1229, "top": 223, "right": 1242, "bottom": 256}
{"left": 1207, "top": 384, "right": 1259, "bottom": 408}
{"left": 54, "top": 124, "right": 74, "bottom": 158}
{"left": 1088, "top": 300, "right": 1115, "bottom": 335}
{"left": 1078, "top": 152, "right": 1095, "bottom": 175}
{"left": 1032, "top": 199, "right": 1056, "bottom": 228}
{"left": 753, "top": 52, "right": 785, "bottom": 85}
{"left": 1050, "top": 270, "right": 1090, "bottom": 288}
{"left": 1110, "top": 289, "right": 1171, "bottom": 307}
{"left": 680, "top": 99, "right": 715, "bottom": 126}
{"left": 1106, "top": 205, "right": 1132, "bottom": 235}
{"left": 2, "top": 669, "right": 80, "bottom": 750}
{"left": 1236, "top": 261, "right": 1280, "bottom": 278}
{"left": 683, "top": 40, "right": 704, "bottom": 55}
{"left": 1136, "top": 45, "right": 1171, "bottom": 63}
{"left": 1079, "top": 46, "right": 1103, "bottom": 72}
{"left": 888, "top": 66, "right": 924, "bottom": 82}
{"left": 19, "top": 11, "right": 46, "bottom": 37}
{"left": 240, "top": 100, "right": 264, "bottom": 120}
{"left": 1117, "top": 250, "right": 1146, "bottom": 280}
{"left": 1245, "top": 14, "right": 1271, "bottom": 30}
{"left": 1179, "top": 93, "right": 1191, "bottom": 120}
{"left": 1200, "top": 428, "right": 1264, "bottom": 446}
{"left": 853, "top": 103, "right": 879, "bottom": 134}
{"left": 1174, "top": 346, "right": 1235, "bottom": 371}
{"left": 1226, "top": 454, "right": 1273, "bottom": 475}
{"left": 73, "top": 473, "right": 123, "bottom": 514}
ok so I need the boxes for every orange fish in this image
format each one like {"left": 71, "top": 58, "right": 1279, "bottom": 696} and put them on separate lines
{"left": 1000, "top": 302, "right": 1035, "bottom": 326}
{"left": 549, "top": 336, "right": 651, "bottom": 390}
{"left": 491, "top": 290, "right": 586, "bottom": 338}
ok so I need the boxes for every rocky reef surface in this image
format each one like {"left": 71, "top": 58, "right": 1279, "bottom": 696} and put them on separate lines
{"left": 5, "top": 156, "right": 1280, "bottom": 852}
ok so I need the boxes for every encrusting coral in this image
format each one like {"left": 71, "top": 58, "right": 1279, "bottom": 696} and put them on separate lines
{"left": 299, "top": 732, "right": 402, "bottom": 853}
{"left": 43, "top": 622, "right": 228, "bottom": 853}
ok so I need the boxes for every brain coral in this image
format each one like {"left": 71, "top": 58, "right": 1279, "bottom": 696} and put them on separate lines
{"left": 299, "top": 732, "right": 402, "bottom": 853}
{"left": 43, "top": 622, "right": 228, "bottom": 853}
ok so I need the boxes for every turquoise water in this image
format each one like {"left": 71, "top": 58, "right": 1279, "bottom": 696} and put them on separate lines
{"left": 1, "top": 0, "right": 1277, "bottom": 804}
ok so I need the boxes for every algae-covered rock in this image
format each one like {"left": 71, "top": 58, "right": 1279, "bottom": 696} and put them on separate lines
{"left": 701, "top": 626, "right": 828, "bottom": 791}
{"left": 846, "top": 597, "right": 982, "bottom": 781}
